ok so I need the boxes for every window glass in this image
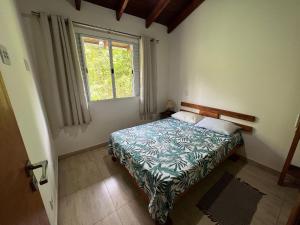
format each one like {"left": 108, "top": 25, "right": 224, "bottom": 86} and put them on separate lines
{"left": 78, "top": 34, "right": 139, "bottom": 102}
{"left": 82, "top": 37, "right": 113, "bottom": 101}
{"left": 112, "top": 41, "right": 134, "bottom": 98}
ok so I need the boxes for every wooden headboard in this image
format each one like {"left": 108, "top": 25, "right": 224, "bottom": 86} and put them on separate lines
{"left": 180, "top": 101, "right": 256, "bottom": 132}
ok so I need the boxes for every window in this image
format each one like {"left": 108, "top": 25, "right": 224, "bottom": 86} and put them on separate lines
{"left": 77, "top": 33, "right": 139, "bottom": 101}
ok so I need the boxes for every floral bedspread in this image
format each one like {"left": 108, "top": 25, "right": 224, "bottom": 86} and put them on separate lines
{"left": 108, "top": 118, "right": 243, "bottom": 224}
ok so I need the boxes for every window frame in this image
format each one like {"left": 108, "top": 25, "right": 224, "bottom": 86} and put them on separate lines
{"left": 76, "top": 28, "right": 139, "bottom": 102}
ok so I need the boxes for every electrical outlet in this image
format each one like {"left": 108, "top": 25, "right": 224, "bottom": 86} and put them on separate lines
{"left": 0, "top": 44, "right": 11, "bottom": 65}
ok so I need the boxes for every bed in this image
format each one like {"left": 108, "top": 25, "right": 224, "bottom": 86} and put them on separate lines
{"left": 108, "top": 102, "right": 256, "bottom": 224}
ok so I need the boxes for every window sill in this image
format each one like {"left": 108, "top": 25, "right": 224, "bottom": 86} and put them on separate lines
{"left": 89, "top": 96, "right": 139, "bottom": 104}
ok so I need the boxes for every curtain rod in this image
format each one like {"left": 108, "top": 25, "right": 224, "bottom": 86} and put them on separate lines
{"left": 31, "top": 11, "right": 159, "bottom": 42}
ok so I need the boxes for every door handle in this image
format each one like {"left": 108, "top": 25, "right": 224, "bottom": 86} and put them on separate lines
{"left": 25, "top": 160, "right": 48, "bottom": 190}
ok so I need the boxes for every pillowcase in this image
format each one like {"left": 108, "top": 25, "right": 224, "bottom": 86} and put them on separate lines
{"left": 171, "top": 111, "right": 204, "bottom": 124}
{"left": 195, "top": 117, "right": 241, "bottom": 135}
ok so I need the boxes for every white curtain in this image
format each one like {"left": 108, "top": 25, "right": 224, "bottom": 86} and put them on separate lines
{"left": 29, "top": 13, "right": 91, "bottom": 133}
{"left": 139, "top": 36, "right": 157, "bottom": 120}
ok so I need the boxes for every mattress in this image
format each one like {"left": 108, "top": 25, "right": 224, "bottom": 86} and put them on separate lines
{"left": 109, "top": 118, "right": 243, "bottom": 223}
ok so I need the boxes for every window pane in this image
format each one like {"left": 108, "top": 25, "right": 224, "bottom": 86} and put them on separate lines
{"left": 112, "top": 41, "right": 134, "bottom": 98}
{"left": 82, "top": 37, "right": 113, "bottom": 101}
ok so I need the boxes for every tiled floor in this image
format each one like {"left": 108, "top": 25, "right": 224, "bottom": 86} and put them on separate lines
{"left": 58, "top": 147, "right": 299, "bottom": 225}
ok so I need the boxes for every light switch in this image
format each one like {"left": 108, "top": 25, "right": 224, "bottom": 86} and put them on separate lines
{"left": 0, "top": 44, "right": 11, "bottom": 65}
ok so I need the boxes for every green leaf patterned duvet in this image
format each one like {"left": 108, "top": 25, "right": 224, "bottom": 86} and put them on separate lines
{"left": 108, "top": 118, "right": 243, "bottom": 224}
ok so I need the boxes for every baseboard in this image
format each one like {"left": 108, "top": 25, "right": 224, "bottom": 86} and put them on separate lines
{"left": 238, "top": 155, "right": 280, "bottom": 176}
{"left": 58, "top": 142, "right": 108, "bottom": 160}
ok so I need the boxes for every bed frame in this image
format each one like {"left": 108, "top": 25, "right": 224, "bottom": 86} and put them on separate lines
{"left": 180, "top": 101, "right": 255, "bottom": 132}
{"left": 111, "top": 101, "right": 256, "bottom": 225}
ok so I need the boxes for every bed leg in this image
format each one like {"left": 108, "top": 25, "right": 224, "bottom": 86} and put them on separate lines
{"left": 111, "top": 156, "right": 117, "bottom": 162}
{"left": 155, "top": 217, "right": 173, "bottom": 225}
{"left": 229, "top": 153, "right": 240, "bottom": 162}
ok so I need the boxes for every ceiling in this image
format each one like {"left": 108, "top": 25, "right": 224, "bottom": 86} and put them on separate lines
{"left": 74, "top": 0, "right": 206, "bottom": 33}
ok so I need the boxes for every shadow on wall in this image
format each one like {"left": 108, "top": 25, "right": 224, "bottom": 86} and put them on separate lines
{"left": 65, "top": 0, "right": 75, "bottom": 8}
{"left": 239, "top": 133, "right": 284, "bottom": 172}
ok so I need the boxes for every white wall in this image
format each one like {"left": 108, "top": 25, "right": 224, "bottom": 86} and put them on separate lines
{"left": 0, "top": 1, "right": 58, "bottom": 225}
{"left": 16, "top": 0, "right": 300, "bottom": 171}
{"left": 17, "top": 0, "right": 169, "bottom": 156}
{"left": 168, "top": 0, "right": 300, "bottom": 171}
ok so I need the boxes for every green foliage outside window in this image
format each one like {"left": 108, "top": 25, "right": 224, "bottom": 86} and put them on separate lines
{"left": 83, "top": 38, "right": 134, "bottom": 101}
{"left": 112, "top": 44, "right": 134, "bottom": 98}
{"left": 84, "top": 42, "right": 113, "bottom": 101}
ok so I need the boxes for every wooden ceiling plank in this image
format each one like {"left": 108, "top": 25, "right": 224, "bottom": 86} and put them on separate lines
{"left": 167, "top": 0, "right": 205, "bottom": 33}
{"left": 116, "top": 0, "right": 130, "bottom": 21}
{"left": 146, "top": 0, "right": 171, "bottom": 28}
{"left": 75, "top": 0, "right": 82, "bottom": 10}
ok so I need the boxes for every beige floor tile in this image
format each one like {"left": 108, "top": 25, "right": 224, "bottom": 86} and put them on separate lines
{"left": 59, "top": 156, "right": 105, "bottom": 197}
{"left": 282, "top": 187, "right": 300, "bottom": 203}
{"left": 234, "top": 164, "right": 298, "bottom": 202}
{"left": 251, "top": 194, "right": 283, "bottom": 225}
{"left": 104, "top": 173, "right": 141, "bottom": 209}
{"left": 100, "top": 157, "right": 126, "bottom": 178}
{"left": 171, "top": 199, "right": 214, "bottom": 225}
{"left": 67, "top": 153, "right": 94, "bottom": 169}
{"left": 236, "top": 165, "right": 272, "bottom": 187}
{"left": 116, "top": 200, "right": 155, "bottom": 225}
{"left": 59, "top": 161, "right": 79, "bottom": 197}
{"left": 59, "top": 194, "right": 81, "bottom": 225}
{"left": 59, "top": 182, "right": 115, "bottom": 225}
{"left": 94, "top": 212, "right": 123, "bottom": 225}
{"left": 87, "top": 148, "right": 107, "bottom": 160}
{"left": 276, "top": 200, "right": 296, "bottom": 225}
{"left": 58, "top": 150, "right": 299, "bottom": 225}
{"left": 89, "top": 148, "right": 126, "bottom": 179}
{"left": 76, "top": 183, "right": 115, "bottom": 225}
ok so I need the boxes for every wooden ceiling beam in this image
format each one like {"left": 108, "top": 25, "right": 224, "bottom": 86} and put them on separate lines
{"left": 146, "top": 0, "right": 171, "bottom": 28}
{"left": 75, "top": 0, "right": 81, "bottom": 10}
{"left": 167, "top": 0, "right": 205, "bottom": 33}
{"left": 116, "top": 0, "right": 129, "bottom": 21}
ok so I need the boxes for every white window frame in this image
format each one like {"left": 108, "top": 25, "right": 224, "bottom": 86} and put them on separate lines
{"left": 75, "top": 27, "right": 140, "bottom": 102}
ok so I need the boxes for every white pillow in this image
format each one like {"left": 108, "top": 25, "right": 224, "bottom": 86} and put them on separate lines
{"left": 195, "top": 117, "right": 241, "bottom": 135}
{"left": 171, "top": 111, "right": 204, "bottom": 124}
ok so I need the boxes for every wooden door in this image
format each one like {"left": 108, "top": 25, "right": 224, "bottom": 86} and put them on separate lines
{"left": 0, "top": 73, "right": 50, "bottom": 225}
